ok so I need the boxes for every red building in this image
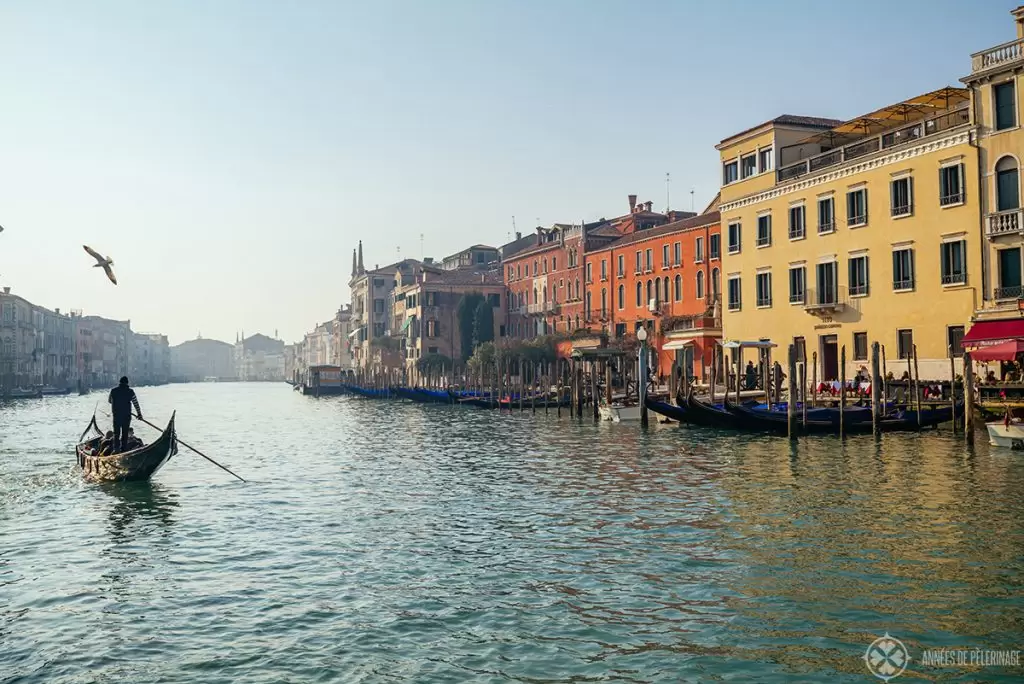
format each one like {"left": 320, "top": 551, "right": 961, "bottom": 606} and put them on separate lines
{"left": 583, "top": 197, "right": 722, "bottom": 384}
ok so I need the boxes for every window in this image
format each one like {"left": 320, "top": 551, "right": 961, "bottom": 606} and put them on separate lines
{"left": 645, "top": 249, "right": 653, "bottom": 271}
{"left": 997, "top": 247, "right": 1022, "bottom": 298}
{"left": 575, "top": 279, "right": 581, "bottom": 300}
{"left": 662, "top": 277, "right": 670, "bottom": 303}
{"left": 617, "top": 254, "right": 625, "bottom": 277}
{"left": 695, "top": 237, "right": 704, "bottom": 262}
{"left": 759, "top": 147, "right": 773, "bottom": 173}
{"left": 848, "top": 255, "right": 869, "bottom": 296}
{"left": 618, "top": 284, "right": 624, "bottom": 309}
{"left": 615, "top": 323, "right": 626, "bottom": 338}
{"left": 661, "top": 245, "right": 670, "bottom": 269}
{"left": 727, "top": 276, "right": 741, "bottom": 311}
{"left": 940, "top": 164, "right": 965, "bottom": 206}
{"left": 788, "top": 205, "right": 805, "bottom": 240}
{"left": 600, "top": 259, "right": 607, "bottom": 280}
{"left": 635, "top": 251, "right": 642, "bottom": 274}
{"left": 636, "top": 281, "right": 643, "bottom": 307}
{"left": 947, "top": 326, "right": 965, "bottom": 358}
{"left": 517, "top": 265, "right": 521, "bottom": 279}
{"left": 891, "top": 177, "right": 913, "bottom": 217}
{"left": 585, "top": 262, "right": 592, "bottom": 283}
{"left": 756, "top": 272, "right": 772, "bottom": 307}
{"left": 373, "top": 322, "right": 386, "bottom": 337}
{"left": 600, "top": 288, "right": 607, "bottom": 316}
{"left": 728, "top": 223, "right": 742, "bottom": 254}
{"left": 710, "top": 234, "right": 720, "bottom": 260}
{"left": 552, "top": 257, "right": 557, "bottom": 270}
{"left": 428, "top": 346, "right": 439, "bottom": 354}
{"left": 673, "top": 242, "right": 682, "bottom": 266}
{"left": 373, "top": 278, "right": 386, "bottom": 288}
{"left": 996, "top": 157, "right": 1020, "bottom": 211}
{"left": 794, "top": 336, "right": 806, "bottom": 362}
{"left": 741, "top": 153, "right": 757, "bottom": 179}
{"left": 816, "top": 262, "right": 838, "bottom": 304}
{"left": 696, "top": 271, "right": 705, "bottom": 299}
{"left": 892, "top": 248, "right": 915, "bottom": 291}
{"left": 789, "top": 266, "right": 805, "bottom": 304}
{"left": 897, "top": 329, "right": 914, "bottom": 360}
{"left": 853, "top": 332, "right": 868, "bottom": 361}
{"left": 543, "top": 258, "right": 548, "bottom": 274}
{"left": 647, "top": 279, "right": 654, "bottom": 303}
{"left": 847, "top": 188, "right": 868, "bottom": 227}
{"left": 712, "top": 268, "right": 720, "bottom": 297}
{"left": 374, "top": 298, "right": 385, "bottom": 313}
{"left": 426, "top": 319, "right": 438, "bottom": 337}
{"left": 488, "top": 293, "right": 500, "bottom": 307}
{"left": 941, "top": 240, "right": 967, "bottom": 285}
{"left": 723, "top": 160, "right": 739, "bottom": 184}
{"left": 674, "top": 274, "right": 682, "bottom": 301}
{"left": 756, "top": 214, "right": 772, "bottom": 247}
{"left": 534, "top": 261, "right": 539, "bottom": 276}
{"left": 995, "top": 81, "right": 1017, "bottom": 131}
{"left": 507, "top": 266, "right": 514, "bottom": 281}
{"left": 818, "top": 196, "right": 835, "bottom": 233}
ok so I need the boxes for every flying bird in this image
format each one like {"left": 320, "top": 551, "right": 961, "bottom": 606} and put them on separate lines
{"left": 83, "top": 245, "right": 117, "bottom": 285}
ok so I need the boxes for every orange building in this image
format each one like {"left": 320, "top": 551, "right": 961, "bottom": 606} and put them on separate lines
{"left": 583, "top": 201, "right": 723, "bottom": 384}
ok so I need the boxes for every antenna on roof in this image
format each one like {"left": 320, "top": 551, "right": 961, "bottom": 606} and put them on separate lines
{"left": 511, "top": 215, "right": 516, "bottom": 243}
{"left": 419, "top": 233, "right": 424, "bottom": 260}
{"left": 690, "top": 189, "right": 695, "bottom": 212}
{"left": 665, "top": 172, "right": 671, "bottom": 213}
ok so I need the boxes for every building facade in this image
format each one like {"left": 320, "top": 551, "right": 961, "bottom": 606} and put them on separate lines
{"left": 961, "top": 8, "right": 1024, "bottom": 348}
{"left": 235, "top": 333, "right": 286, "bottom": 381}
{"left": 717, "top": 86, "right": 982, "bottom": 382}
{"left": 131, "top": 333, "right": 170, "bottom": 385}
{"left": 73, "top": 314, "right": 132, "bottom": 388}
{"left": 170, "top": 337, "right": 236, "bottom": 382}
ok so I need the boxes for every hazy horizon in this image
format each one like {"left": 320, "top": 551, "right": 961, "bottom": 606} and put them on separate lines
{"left": 0, "top": 0, "right": 1012, "bottom": 345}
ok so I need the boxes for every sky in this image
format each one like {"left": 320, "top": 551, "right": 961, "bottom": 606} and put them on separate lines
{"left": 0, "top": 1, "right": 1015, "bottom": 345}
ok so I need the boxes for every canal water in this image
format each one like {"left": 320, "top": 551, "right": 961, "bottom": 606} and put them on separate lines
{"left": 1, "top": 383, "right": 1021, "bottom": 683}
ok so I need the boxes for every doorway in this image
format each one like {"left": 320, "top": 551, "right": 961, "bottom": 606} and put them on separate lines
{"left": 675, "top": 346, "right": 694, "bottom": 383}
{"left": 820, "top": 334, "right": 839, "bottom": 381}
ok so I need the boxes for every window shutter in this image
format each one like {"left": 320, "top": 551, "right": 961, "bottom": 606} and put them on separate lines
{"left": 910, "top": 250, "right": 915, "bottom": 287}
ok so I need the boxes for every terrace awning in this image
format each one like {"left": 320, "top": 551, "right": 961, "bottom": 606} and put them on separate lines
{"left": 722, "top": 340, "right": 778, "bottom": 350}
{"left": 969, "top": 339, "right": 1024, "bottom": 362}
{"left": 961, "top": 319, "right": 1024, "bottom": 347}
{"left": 662, "top": 339, "right": 694, "bottom": 351}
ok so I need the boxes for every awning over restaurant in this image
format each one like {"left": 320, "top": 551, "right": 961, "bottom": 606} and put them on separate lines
{"left": 969, "top": 339, "right": 1024, "bottom": 362}
{"left": 722, "top": 340, "right": 778, "bottom": 349}
{"left": 662, "top": 339, "right": 694, "bottom": 351}
{"left": 961, "top": 319, "right": 1024, "bottom": 346}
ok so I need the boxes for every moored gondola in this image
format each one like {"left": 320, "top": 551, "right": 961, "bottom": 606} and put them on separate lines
{"left": 76, "top": 413, "right": 178, "bottom": 483}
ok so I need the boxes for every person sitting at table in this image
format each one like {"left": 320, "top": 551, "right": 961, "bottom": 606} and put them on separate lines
{"left": 985, "top": 370, "right": 998, "bottom": 384}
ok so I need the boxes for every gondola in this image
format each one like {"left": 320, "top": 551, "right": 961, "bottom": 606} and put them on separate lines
{"left": 725, "top": 399, "right": 958, "bottom": 434}
{"left": 75, "top": 413, "right": 178, "bottom": 483}
{"left": 684, "top": 393, "right": 743, "bottom": 429}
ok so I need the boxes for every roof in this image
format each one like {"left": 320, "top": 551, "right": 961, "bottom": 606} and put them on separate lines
{"left": 718, "top": 114, "right": 842, "bottom": 147}
{"left": 241, "top": 333, "right": 284, "bottom": 354}
{"left": 422, "top": 269, "right": 503, "bottom": 287}
{"left": 499, "top": 233, "right": 537, "bottom": 260}
{"left": 594, "top": 211, "right": 721, "bottom": 252}
{"left": 443, "top": 244, "right": 498, "bottom": 259}
{"left": 367, "top": 258, "right": 426, "bottom": 276}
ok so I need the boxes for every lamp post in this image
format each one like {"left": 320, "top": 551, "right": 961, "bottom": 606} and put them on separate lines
{"left": 637, "top": 325, "right": 649, "bottom": 428}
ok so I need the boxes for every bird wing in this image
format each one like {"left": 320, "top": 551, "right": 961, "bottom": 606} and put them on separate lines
{"left": 83, "top": 245, "right": 104, "bottom": 262}
{"left": 103, "top": 264, "right": 117, "bottom": 285}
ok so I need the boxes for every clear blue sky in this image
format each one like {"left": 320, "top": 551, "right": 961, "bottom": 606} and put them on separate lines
{"left": 0, "top": 1, "right": 1015, "bottom": 344}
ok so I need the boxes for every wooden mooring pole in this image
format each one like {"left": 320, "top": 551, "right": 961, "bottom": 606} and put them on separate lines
{"left": 839, "top": 345, "right": 847, "bottom": 439}
{"left": 871, "top": 341, "right": 882, "bottom": 436}
{"left": 913, "top": 344, "right": 922, "bottom": 427}
{"left": 963, "top": 351, "right": 975, "bottom": 443}
{"left": 787, "top": 344, "right": 797, "bottom": 439}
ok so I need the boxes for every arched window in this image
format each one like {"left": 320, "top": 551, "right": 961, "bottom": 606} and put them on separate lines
{"left": 696, "top": 271, "right": 705, "bottom": 299}
{"left": 543, "top": 286, "right": 548, "bottom": 303}
{"left": 533, "top": 289, "right": 538, "bottom": 305}
{"left": 636, "top": 282, "right": 643, "bottom": 307}
{"left": 518, "top": 292, "right": 524, "bottom": 309}
{"left": 662, "top": 277, "right": 670, "bottom": 303}
{"left": 543, "top": 258, "right": 548, "bottom": 274}
{"left": 534, "top": 260, "right": 539, "bottom": 276}
{"left": 618, "top": 284, "right": 624, "bottom": 309}
{"left": 575, "top": 314, "right": 581, "bottom": 329}
{"left": 712, "top": 268, "right": 721, "bottom": 297}
{"left": 585, "top": 291, "right": 592, "bottom": 318}
{"left": 996, "top": 156, "right": 1020, "bottom": 211}
{"left": 600, "top": 288, "right": 607, "bottom": 314}
{"left": 646, "top": 279, "right": 654, "bottom": 303}
{"left": 674, "top": 274, "right": 682, "bottom": 301}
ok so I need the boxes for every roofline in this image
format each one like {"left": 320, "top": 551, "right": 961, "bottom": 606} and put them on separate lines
{"left": 586, "top": 216, "right": 722, "bottom": 255}
{"left": 716, "top": 120, "right": 839, "bottom": 150}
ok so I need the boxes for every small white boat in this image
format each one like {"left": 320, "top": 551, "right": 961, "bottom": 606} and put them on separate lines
{"left": 986, "top": 419, "right": 1024, "bottom": 449}
{"left": 599, "top": 404, "right": 642, "bottom": 422}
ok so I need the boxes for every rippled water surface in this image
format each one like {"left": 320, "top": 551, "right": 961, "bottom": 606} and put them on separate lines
{"left": 1, "top": 383, "right": 1022, "bottom": 683}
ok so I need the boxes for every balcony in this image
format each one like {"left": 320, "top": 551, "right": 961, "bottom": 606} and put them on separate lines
{"left": 803, "top": 286, "right": 846, "bottom": 316}
{"left": 971, "top": 38, "right": 1024, "bottom": 76}
{"left": 776, "top": 105, "right": 970, "bottom": 184}
{"left": 986, "top": 208, "right": 1022, "bottom": 238}
{"left": 526, "top": 302, "right": 558, "bottom": 315}
{"left": 995, "top": 285, "right": 1024, "bottom": 300}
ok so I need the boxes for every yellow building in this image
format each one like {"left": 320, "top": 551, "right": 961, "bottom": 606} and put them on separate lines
{"left": 717, "top": 86, "right": 980, "bottom": 381}
{"left": 960, "top": 7, "right": 1024, "bottom": 348}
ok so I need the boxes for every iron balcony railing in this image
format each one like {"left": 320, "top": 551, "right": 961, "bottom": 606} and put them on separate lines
{"left": 986, "top": 208, "right": 1022, "bottom": 238}
{"left": 940, "top": 191, "right": 965, "bottom": 207}
{"left": 803, "top": 285, "right": 847, "bottom": 313}
{"left": 818, "top": 220, "right": 836, "bottom": 234}
{"left": 941, "top": 272, "right": 967, "bottom": 285}
{"left": 995, "top": 285, "right": 1024, "bottom": 300}
{"left": 776, "top": 104, "right": 970, "bottom": 183}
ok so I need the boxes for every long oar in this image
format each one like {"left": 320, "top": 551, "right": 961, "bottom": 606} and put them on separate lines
{"left": 136, "top": 416, "right": 246, "bottom": 483}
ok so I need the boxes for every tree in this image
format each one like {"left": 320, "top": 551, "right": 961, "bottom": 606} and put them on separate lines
{"left": 473, "top": 298, "right": 494, "bottom": 350}
{"left": 456, "top": 292, "right": 485, "bottom": 362}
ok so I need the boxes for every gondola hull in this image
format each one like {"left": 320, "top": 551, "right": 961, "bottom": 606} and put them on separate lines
{"left": 75, "top": 413, "right": 178, "bottom": 483}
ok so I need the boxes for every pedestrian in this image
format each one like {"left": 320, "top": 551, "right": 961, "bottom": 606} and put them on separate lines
{"left": 108, "top": 376, "right": 143, "bottom": 453}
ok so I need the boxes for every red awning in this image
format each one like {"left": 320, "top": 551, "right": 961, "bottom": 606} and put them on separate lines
{"left": 969, "top": 339, "right": 1024, "bottom": 362}
{"left": 961, "top": 319, "right": 1024, "bottom": 347}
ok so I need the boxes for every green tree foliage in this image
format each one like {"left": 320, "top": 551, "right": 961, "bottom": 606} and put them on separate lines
{"left": 473, "top": 298, "right": 494, "bottom": 350}
{"left": 455, "top": 293, "right": 485, "bottom": 362}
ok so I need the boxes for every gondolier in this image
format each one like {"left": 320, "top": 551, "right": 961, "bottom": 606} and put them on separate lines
{"left": 108, "top": 376, "right": 143, "bottom": 453}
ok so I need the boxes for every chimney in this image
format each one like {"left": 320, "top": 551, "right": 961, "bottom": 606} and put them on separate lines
{"left": 628, "top": 194, "right": 637, "bottom": 213}
{"left": 644, "top": 201, "right": 653, "bottom": 212}
{"left": 1015, "top": 5, "right": 1024, "bottom": 38}
{"left": 55, "top": 308, "right": 60, "bottom": 315}
{"left": 2, "top": 287, "right": 9, "bottom": 294}
{"left": 515, "top": 231, "right": 521, "bottom": 240}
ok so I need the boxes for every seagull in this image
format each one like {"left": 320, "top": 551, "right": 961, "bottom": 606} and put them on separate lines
{"left": 83, "top": 245, "right": 117, "bottom": 285}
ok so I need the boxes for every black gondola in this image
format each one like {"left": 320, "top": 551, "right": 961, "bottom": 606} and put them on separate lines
{"left": 75, "top": 413, "right": 178, "bottom": 483}
{"left": 724, "top": 399, "right": 957, "bottom": 434}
